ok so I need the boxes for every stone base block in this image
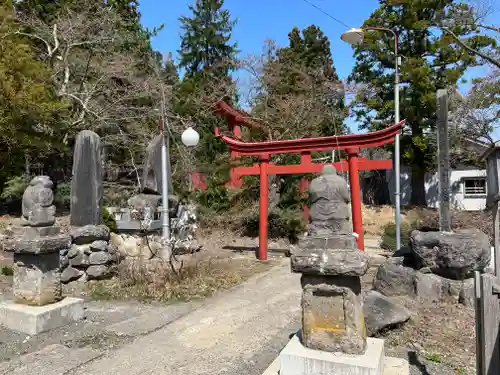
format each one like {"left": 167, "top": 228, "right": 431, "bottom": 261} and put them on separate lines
{"left": 280, "top": 335, "right": 384, "bottom": 375}
{"left": 0, "top": 297, "right": 84, "bottom": 335}
{"left": 261, "top": 343, "right": 409, "bottom": 375}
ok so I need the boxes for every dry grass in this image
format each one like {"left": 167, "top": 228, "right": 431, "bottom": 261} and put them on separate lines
{"left": 362, "top": 205, "right": 399, "bottom": 236}
{"left": 87, "top": 257, "right": 276, "bottom": 303}
{"left": 382, "top": 297, "right": 476, "bottom": 373}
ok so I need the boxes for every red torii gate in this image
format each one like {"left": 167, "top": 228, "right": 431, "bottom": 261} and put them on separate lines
{"left": 213, "top": 100, "right": 404, "bottom": 260}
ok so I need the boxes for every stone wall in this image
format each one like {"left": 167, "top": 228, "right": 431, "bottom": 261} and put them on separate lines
{"left": 61, "top": 225, "right": 121, "bottom": 283}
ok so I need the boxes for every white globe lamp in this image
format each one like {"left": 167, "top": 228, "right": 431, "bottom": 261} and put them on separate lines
{"left": 341, "top": 28, "right": 365, "bottom": 46}
{"left": 181, "top": 127, "right": 200, "bottom": 147}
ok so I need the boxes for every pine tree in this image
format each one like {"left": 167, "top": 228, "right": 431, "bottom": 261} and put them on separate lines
{"left": 177, "top": 0, "right": 238, "bottom": 166}
{"left": 350, "top": 0, "right": 496, "bottom": 205}
{"left": 178, "top": 0, "right": 237, "bottom": 79}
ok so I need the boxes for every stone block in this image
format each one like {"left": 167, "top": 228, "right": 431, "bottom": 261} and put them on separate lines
{"left": 89, "top": 251, "right": 112, "bottom": 265}
{"left": 86, "top": 265, "right": 112, "bottom": 280}
{"left": 299, "top": 235, "right": 357, "bottom": 250}
{"left": 61, "top": 266, "right": 84, "bottom": 284}
{"left": 13, "top": 252, "right": 62, "bottom": 306}
{"left": 301, "top": 275, "right": 366, "bottom": 354}
{"left": 71, "top": 225, "right": 110, "bottom": 245}
{"left": 4, "top": 234, "right": 71, "bottom": 254}
{"left": 0, "top": 297, "right": 84, "bottom": 335}
{"left": 280, "top": 335, "right": 384, "bottom": 375}
{"left": 291, "top": 249, "right": 370, "bottom": 276}
{"left": 10, "top": 226, "right": 60, "bottom": 239}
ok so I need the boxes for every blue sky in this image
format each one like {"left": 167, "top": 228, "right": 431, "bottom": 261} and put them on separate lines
{"left": 140, "top": 0, "right": 378, "bottom": 80}
{"left": 139, "top": 0, "right": 497, "bottom": 133}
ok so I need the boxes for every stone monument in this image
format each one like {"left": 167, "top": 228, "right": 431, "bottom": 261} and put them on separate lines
{"left": 70, "top": 130, "right": 103, "bottom": 227}
{"left": 280, "top": 165, "right": 387, "bottom": 375}
{"left": 0, "top": 176, "right": 84, "bottom": 335}
{"left": 64, "top": 130, "right": 120, "bottom": 284}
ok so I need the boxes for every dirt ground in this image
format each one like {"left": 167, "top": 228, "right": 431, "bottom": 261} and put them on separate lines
{"left": 361, "top": 265, "right": 476, "bottom": 375}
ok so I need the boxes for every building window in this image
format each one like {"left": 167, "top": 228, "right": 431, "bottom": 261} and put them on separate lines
{"left": 463, "top": 178, "right": 486, "bottom": 197}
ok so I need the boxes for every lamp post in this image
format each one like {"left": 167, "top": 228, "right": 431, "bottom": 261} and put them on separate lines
{"left": 159, "top": 112, "right": 200, "bottom": 242}
{"left": 341, "top": 27, "right": 402, "bottom": 250}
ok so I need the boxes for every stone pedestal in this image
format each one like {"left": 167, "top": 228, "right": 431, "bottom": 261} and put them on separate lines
{"left": 291, "top": 235, "right": 370, "bottom": 355}
{"left": 280, "top": 335, "right": 384, "bottom": 375}
{"left": 0, "top": 176, "right": 84, "bottom": 334}
{"left": 0, "top": 297, "right": 84, "bottom": 335}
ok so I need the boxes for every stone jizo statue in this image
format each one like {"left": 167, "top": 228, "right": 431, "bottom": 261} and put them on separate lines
{"left": 308, "top": 165, "right": 351, "bottom": 236}
{"left": 21, "top": 176, "right": 56, "bottom": 227}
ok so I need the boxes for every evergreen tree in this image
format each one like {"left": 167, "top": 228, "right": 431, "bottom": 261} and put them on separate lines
{"left": 163, "top": 52, "right": 179, "bottom": 86}
{"left": 349, "top": 0, "right": 496, "bottom": 205}
{"left": 277, "top": 25, "right": 346, "bottom": 136}
{"left": 0, "top": 0, "right": 67, "bottom": 187}
{"left": 178, "top": 0, "right": 237, "bottom": 79}
{"left": 177, "top": 0, "right": 238, "bottom": 166}
{"left": 253, "top": 25, "right": 346, "bottom": 140}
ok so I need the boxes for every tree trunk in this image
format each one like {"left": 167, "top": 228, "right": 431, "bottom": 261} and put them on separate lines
{"left": 410, "top": 164, "right": 427, "bottom": 206}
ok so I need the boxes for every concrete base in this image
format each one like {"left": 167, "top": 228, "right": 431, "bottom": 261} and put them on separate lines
{"left": 0, "top": 297, "right": 84, "bottom": 335}
{"left": 262, "top": 336, "right": 409, "bottom": 375}
{"left": 280, "top": 335, "right": 384, "bottom": 375}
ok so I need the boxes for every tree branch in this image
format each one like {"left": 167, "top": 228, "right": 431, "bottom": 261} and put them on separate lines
{"left": 439, "top": 26, "right": 500, "bottom": 68}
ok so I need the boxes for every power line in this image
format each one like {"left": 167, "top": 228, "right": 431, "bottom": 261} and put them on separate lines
{"left": 299, "top": 0, "right": 352, "bottom": 29}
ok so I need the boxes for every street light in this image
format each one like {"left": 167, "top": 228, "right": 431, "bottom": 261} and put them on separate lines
{"left": 341, "top": 26, "right": 402, "bottom": 250}
{"left": 181, "top": 126, "right": 200, "bottom": 147}
{"left": 159, "top": 111, "right": 200, "bottom": 243}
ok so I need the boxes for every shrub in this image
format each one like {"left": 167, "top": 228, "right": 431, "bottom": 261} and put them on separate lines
{"left": 0, "top": 175, "right": 30, "bottom": 201}
{"left": 241, "top": 208, "right": 306, "bottom": 243}
{"left": 380, "top": 221, "right": 417, "bottom": 251}
{"left": 54, "top": 182, "right": 71, "bottom": 209}
{"left": 1, "top": 265, "right": 13, "bottom": 276}
{"left": 195, "top": 182, "right": 230, "bottom": 213}
{"left": 101, "top": 207, "right": 117, "bottom": 233}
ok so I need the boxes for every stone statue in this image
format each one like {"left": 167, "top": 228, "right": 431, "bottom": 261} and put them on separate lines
{"left": 21, "top": 176, "right": 56, "bottom": 227}
{"left": 290, "top": 165, "right": 369, "bottom": 356}
{"left": 308, "top": 165, "right": 351, "bottom": 236}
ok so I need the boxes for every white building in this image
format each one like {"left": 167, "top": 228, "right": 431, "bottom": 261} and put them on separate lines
{"left": 386, "top": 166, "right": 487, "bottom": 211}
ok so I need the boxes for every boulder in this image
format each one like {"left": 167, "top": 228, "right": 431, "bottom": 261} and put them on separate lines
{"left": 415, "top": 273, "right": 445, "bottom": 302}
{"left": 363, "top": 291, "right": 411, "bottom": 336}
{"left": 459, "top": 278, "right": 475, "bottom": 307}
{"left": 89, "top": 251, "right": 112, "bottom": 265}
{"left": 67, "top": 245, "right": 79, "bottom": 259}
{"left": 86, "top": 265, "right": 112, "bottom": 280}
{"left": 69, "top": 252, "right": 89, "bottom": 268}
{"left": 410, "top": 230, "right": 490, "bottom": 279}
{"left": 373, "top": 257, "right": 417, "bottom": 297}
{"left": 71, "top": 225, "right": 110, "bottom": 245}
{"left": 90, "top": 240, "right": 108, "bottom": 252}
{"left": 61, "top": 267, "right": 83, "bottom": 284}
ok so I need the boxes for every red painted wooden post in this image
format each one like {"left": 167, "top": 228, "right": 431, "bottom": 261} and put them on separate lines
{"left": 347, "top": 147, "right": 364, "bottom": 251}
{"left": 258, "top": 154, "right": 270, "bottom": 260}
{"left": 300, "top": 152, "right": 312, "bottom": 223}
{"left": 228, "top": 119, "right": 243, "bottom": 188}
